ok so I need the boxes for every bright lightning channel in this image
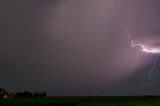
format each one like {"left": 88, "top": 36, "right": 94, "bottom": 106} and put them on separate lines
{"left": 124, "top": 26, "right": 160, "bottom": 54}
{"left": 124, "top": 26, "right": 160, "bottom": 81}
{"left": 110, "top": 0, "right": 160, "bottom": 54}
{"left": 111, "top": 0, "right": 160, "bottom": 81}
{"left": 131, "top": 41, "right": 160, "bottom": 54}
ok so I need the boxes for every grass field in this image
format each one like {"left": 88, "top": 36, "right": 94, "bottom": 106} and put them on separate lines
{"left": 0, "top": 96, "right": 160, "bottom": 106}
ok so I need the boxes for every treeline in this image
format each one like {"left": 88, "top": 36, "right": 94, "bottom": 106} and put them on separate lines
{"left": 0, "top": 88, "right": 47, "bottom": 98}
{"left": 15, "top": 91, "right": 47, "bottom": 98}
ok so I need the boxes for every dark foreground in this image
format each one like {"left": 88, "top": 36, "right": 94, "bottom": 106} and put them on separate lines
{"left": 1, "top": 96, "right": 160, "bottom": 106}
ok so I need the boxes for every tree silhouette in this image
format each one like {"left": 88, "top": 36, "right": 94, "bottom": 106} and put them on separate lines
{"left": 0, "top": 88, "right": 47, "bottom": 98}
{"left": 33, "top": 92, "right": 39, "bottom": 98}
{"left": 0, "top": 88, "right": 8, "bottom": 98}
{"left": 39, "top": 92, "right": 47, "bottom": 98}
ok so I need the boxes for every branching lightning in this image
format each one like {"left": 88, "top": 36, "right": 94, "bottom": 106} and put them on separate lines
{"left": 111, "top": 0, "right": 160, "bottom": 81}
{"left": 148, "top": 55, "right": 159, "bottom": 81}
{"left": 124, "top": 26, "right": 159, "bottom": 81}
{"left": 124, "top": 26, "right": 160, "bottom": 54}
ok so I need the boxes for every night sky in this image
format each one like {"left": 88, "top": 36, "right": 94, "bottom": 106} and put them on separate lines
{"left": 1, "top": 0, "right": 160, "bottom": 96}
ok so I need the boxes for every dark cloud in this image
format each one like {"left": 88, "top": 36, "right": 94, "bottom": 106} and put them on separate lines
{"left": 0, "top": 0, "right": 160, "bottom": 96}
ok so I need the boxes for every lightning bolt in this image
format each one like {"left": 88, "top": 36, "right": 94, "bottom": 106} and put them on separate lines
{"left": 110, "top": 0, "right": 160, "bottom": 81}
{"left": 148, "top": 55, "right": 159, "bottom": 81}
{"left": 124, "top": 26, "right": 160, "bottom": 81}
{"left": 124, "top": 26, "right": 160, "bottom": 54}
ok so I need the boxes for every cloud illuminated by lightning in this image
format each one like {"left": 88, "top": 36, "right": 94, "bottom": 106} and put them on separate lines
{"left": 124, "top": 26, "right": 160, "bottom": 54}
{"left": 131, "top": 41, "right": 160, "bottom": 54}
{"left": 123, "top": 26, "right": 160, "bottom": 81}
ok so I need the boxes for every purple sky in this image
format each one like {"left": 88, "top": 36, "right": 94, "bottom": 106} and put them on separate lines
{"left": 1, "top": 0, "right": 160, "bottom": 96}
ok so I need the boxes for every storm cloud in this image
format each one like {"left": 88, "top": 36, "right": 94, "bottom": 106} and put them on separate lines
{"left": 0, "top": 0, "right": 160, "bottom": 96}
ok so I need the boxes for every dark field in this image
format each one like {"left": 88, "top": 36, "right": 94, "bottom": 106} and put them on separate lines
{"left": 1, "top": 96, "right": 160, "bottom": 106}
